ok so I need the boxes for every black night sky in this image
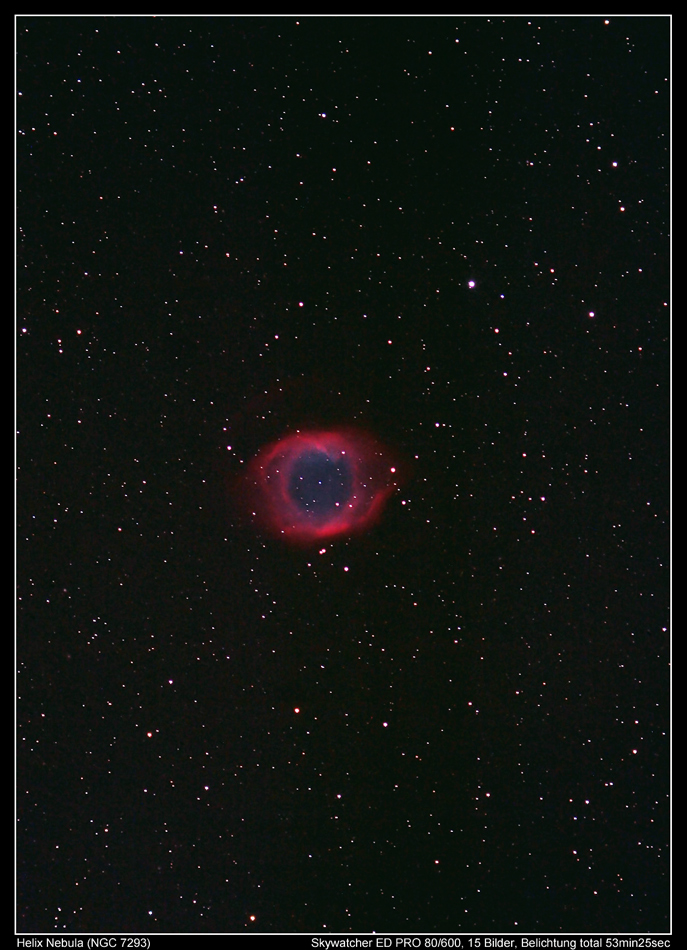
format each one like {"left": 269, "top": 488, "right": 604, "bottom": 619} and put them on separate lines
{"left": 17, "top": 16, "right": 670, "bottom": 936}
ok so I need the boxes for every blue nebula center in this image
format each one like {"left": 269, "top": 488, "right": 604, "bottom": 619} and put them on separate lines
{"left": 288, "top": 451, "right": 353, "bottom": 517}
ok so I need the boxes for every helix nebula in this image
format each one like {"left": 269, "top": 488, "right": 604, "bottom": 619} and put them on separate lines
{"left": 239, "top": 428, "right": 403, "bottom": 544}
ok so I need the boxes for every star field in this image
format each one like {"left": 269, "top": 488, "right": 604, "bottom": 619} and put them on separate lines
{"left": 17, "top": 16, "right": 669, "bottom": 935}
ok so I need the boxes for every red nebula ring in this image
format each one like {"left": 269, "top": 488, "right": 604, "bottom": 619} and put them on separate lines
{"left": 241, "top": 428, "right": 402, "bottom": 543}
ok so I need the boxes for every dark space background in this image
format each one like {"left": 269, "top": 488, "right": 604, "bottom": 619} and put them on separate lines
{"left": 17, "top": 16, "right": 669, "bottom": 935}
